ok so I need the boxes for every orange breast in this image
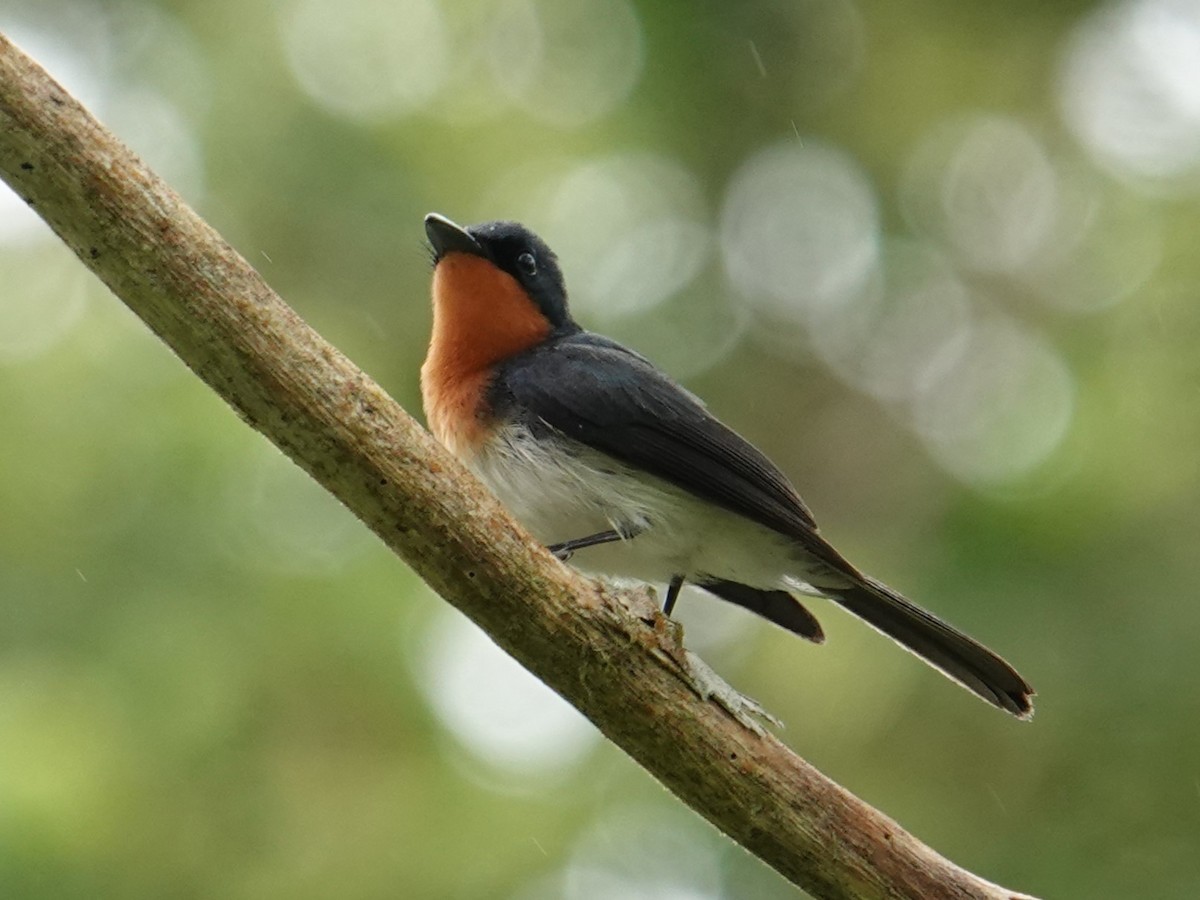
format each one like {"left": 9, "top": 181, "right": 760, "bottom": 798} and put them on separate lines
{"left": 420, "top": 253, "right": 551, "bottom": 460}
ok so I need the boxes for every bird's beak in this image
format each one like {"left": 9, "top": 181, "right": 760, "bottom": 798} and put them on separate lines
{"left": 425, "top": 213, "right": 487, "bottom": 263}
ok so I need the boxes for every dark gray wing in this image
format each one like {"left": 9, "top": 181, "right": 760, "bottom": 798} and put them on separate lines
{"left": 491, "top": 331, "right": 827, "bottom": 547}
{"left": 493, "top": 333, "right": 1035, "bottom": 717}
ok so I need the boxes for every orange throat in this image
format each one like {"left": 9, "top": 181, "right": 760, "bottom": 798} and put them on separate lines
{"left": 421, "top": 254, "right": 551, "bottom": 459}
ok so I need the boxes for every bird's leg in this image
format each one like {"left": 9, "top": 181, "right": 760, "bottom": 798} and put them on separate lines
{"left": 547, "top": 523, "right": 644, "bottom": 562}
{"left": 663, "top": 574, "right": 685, "bottom": 617}
{"left": 547, "top": 530, "right": 620, "bottom": 561}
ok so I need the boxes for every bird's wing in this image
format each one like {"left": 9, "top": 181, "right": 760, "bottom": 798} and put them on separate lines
{"left": 493, "top": 332, "right": 835, "bottom": 551}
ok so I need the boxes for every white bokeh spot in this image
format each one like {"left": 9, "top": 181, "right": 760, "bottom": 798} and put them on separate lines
{"left": 417, "top": 610, "right": 598, "bottom": 777}
{"left": 281, "top": 0, "right": 448, "bottom": 122}
{"left": 720, "top": 140, "right": 880, "bottom": 320}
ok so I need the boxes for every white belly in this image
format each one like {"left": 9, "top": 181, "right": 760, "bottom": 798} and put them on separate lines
{"left": 469, "top": 423, "right": 809, "bottom": 590}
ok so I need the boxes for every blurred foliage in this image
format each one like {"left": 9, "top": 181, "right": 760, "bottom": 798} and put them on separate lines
{"left": 2, "top": 0, "right": 1200, "bottom": 897}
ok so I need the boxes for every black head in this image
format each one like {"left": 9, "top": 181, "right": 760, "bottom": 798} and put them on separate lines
{"left": 425, "top": 213, "right": 575, "bottom": 331}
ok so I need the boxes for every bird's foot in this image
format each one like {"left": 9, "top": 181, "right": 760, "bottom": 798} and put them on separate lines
{"left": 678, "top": 650, "right": 782, "bottom": 736}
{"left": 621, "top": 582, "right": 782, "bottom": 736}
{"left": 649, "top": 634, "right": 781, "bottom": 736}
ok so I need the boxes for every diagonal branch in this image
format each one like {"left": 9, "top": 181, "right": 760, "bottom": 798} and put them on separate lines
{"left": 0, "top": 33, "right": 1037, "bottom": 900}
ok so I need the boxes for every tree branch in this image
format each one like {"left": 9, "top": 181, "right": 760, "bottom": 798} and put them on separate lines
{"left": 0, "top": 33, "right": 1036, "bottom": 900}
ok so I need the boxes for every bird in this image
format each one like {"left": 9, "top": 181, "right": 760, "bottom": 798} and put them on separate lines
{"left": 419, "top": 212, "right": 1035, "bottom": 719}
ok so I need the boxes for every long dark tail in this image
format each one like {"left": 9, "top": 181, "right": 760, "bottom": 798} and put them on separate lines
{"left": 824, "top": 573, "right": 1034, "bottom": 718}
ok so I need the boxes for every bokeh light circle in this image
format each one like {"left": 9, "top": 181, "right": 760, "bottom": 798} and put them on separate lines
{"left": 417, "top": 610, "right": 598, "bottom": 778}
{"left": 281, "top": 0, "right": 448, "bottom": 122}
{"left": 486, "top": 0, "right": 644, "bottom": 128}
{"left": 912, "top": 312, "right": 1075, "bottom": 485}
{"left": 562, "top": 804, "right": 726, "bottom": 900}
{"left": 808, "top": 240, "right": 972, "bottom": 405}
{"left": 1060, "top": 0, "right": 1200, "bottom": 183}
{"left": 720, "top": 140, "right": 880, "bottom": 321}
{"left": 902, "top": 116, "right": 1059, "bottom": 276}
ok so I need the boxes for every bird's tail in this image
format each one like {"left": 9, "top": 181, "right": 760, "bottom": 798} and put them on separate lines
{"left": 823, "top": 573, "right": 1034, "bottom": 718}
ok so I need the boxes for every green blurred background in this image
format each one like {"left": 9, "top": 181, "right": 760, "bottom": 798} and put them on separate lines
{"left": 2, "top": 0, "right": 1199, "bottom": 897}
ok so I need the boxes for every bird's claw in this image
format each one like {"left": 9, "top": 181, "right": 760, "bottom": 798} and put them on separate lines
{"left": 681, "top": 651, "right": 783, "bottom": 736}
{"left": 650, "top": 641, "right": 782, "bottom": 737}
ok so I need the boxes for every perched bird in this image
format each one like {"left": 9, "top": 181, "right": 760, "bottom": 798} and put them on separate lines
{"left": 420, "top": 213, "right": 1034, "bottom": 718}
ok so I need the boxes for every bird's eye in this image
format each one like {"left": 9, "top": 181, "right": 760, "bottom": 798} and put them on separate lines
{"left": 516, "top": 252, "right": 537, "bottom": 276}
